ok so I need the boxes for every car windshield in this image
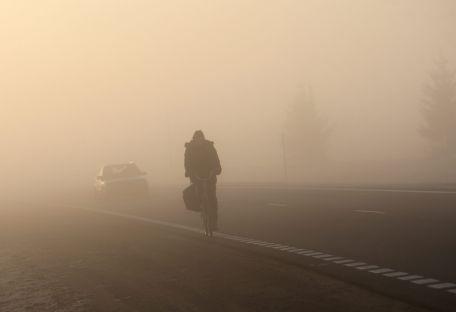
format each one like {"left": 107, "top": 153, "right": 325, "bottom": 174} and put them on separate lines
{"left": 102, "top": 164, "right": 142, "bottom": 180}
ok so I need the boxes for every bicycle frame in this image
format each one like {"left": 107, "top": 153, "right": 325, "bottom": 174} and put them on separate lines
{"left": 194, "top": 174, "right": 214, "bottom": 237}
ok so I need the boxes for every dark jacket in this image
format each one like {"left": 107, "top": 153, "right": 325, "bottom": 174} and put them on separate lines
{"left": 184, "top": 139, "right": 222, "bottom": 179}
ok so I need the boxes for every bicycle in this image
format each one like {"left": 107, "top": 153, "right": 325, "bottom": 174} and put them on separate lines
{"left": 194, "top": 173, "right": 216, "bottom": 237}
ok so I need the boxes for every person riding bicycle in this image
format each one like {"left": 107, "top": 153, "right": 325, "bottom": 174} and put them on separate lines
{"left": 184, "top": 130, "right": 222, "bottom": 230}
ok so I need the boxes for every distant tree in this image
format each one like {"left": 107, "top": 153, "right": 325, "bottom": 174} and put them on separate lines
{"left": 283, "top": 88, "right": 330, "bottom": 170}
{"left": 420, "top": 57, "right": 456, "bottom": 158}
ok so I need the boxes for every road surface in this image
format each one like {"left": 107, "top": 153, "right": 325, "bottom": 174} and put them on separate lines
{"left": 0, "top": 197, "right": 434, "bottom": 312}
{"left": 52, "top": 184, "right": 456, "bottom": 311}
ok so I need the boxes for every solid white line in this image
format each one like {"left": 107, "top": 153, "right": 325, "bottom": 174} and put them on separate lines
{"left": 412, "top": 278, "right": 439, "bottom": 285}
{"left": 428, "top": 283, "right": 456, "bottom": 290}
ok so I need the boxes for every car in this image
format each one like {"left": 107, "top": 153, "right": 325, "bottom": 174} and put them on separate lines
{"left": 94, "top": 162, "right": 149, "bottom": 199}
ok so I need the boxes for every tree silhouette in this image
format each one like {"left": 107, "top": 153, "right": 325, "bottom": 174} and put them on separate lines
{"left": 284, "top": 89, "right": 330, "bottom": 171}
{"left": 420, "top": 57, "right": 456, "bottom": 158}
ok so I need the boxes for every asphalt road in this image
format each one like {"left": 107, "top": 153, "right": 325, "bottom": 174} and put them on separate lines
{"left": 55, "top": 184, "right": 456, "bottom": 311}
{"left": 0, "top": 200, "right": 429, "bottom": 312}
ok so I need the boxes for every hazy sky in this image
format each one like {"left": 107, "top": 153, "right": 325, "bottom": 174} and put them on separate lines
{"left": 2, "top": 1, "right": 456, "bottom": 186}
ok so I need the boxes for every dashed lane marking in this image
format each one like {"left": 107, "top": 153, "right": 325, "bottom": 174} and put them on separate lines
{"left": 334, "top": 259, "right": 355, "bottom": 264}
{"left": 292, "top": 249, "right": 313, "bottom": 255}
{"left": 274, "top": 246, "right": 294, "bottom": 250}
{"left": 357, "top": 265, "right": 380, "bottom": 270}
{"left": 412, "top": 278, "right": 439, "bottom": 285}
{"left": 304, "top": 252, "right": 325, "bottom": 256}
{"left": 296, "top": 250, "right": 317, "bottom": 255}
{"left": 429, "top": 283, "right": 456, "bottom": 290}
{"left": 345, "top": 262, "right": 367, "bottom": 267}
{"left": 370, "top": 268, "right": 394, "bottom": 274}
{"left": 72, "top": 207, "right": 456, "bottom": 297}
{"left": 278, "top": 246, "right": 299, "bottom": 251}
{"left": 398, "top": 275, "right": 423, "bottom": 281}
{"left": 286, "top": 247, "right": 305, "bottom": 253}
{"left": 313, "top": 254, "right": 333, "bottom": 259}
{"left": 383, "top": 272, "right": 409, "bottom": 278}
{"left": 323, "top": 256, "right": 344, "bottom": 261}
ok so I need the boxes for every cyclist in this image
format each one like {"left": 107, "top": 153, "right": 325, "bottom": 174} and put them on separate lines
{"left": 184, "top": 130, "right": 222, "bottom": 230}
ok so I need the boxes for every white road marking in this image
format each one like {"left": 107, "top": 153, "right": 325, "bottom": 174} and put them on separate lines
{"left": 345, "top": 262, "right": 367, "bottom": 267}
{"left": 263, "top": 243, "right": 283, "bottom": 248}
{"left": 292, "top": 250, "right": 314, "bottom": 255}
{"left": 258, "top": 242, "right": 281, "bottom": 247}
{"left": 313, "top": 254, "right": 333, "bottom": 259}
{"left": 383, "top": 272, "right": 409, "bottom": 278}
{"left": 273, "top": 245, "right": 291, "bottom": 250}
{"left": 279, "top": 246, "right": 299, "bottom": 251}
{"left": 357, "top": 265, "right": 380, "bottom": 270}
{"left": 412, "top": 278, "right": 439, "bottom": 285}
{"left": 239, "top": 239, "right": 258, "bottom": 243}
{"left": 334, "top": 259, "right": 354, "bottom": 264}
{"left": 289, "top": 249, "right": 304, "bottom": 253}
{"left": 286, "top": 247, "right": 305, "bottom": 253}
{"left": 353, "top": 210, "right": 386, "bottom": 215}
{"left": 297, "top": 250, "right": 317, "bottom": 255}
{"left": 398, "top": 275, "right": 423, "bottom": 281}
{"left": 370, "top": 268, "right": 394, "bottom": 274}
{"left": 323, "top": 256, "right": 344, "bottom": 261}
{"left": 428, "top": 283, "right": 456, "bottom": 289}
{"left": 304, "top": 252, "right": 324, "bottom": 256}
{"left": 273, "top": 245, "right": 292, "bottom": 250}
{"left": 250, "top": 241, "right": 270, "bottom": 246}
{"left": 70, "top": 207, "right": 456, "bottom": 297}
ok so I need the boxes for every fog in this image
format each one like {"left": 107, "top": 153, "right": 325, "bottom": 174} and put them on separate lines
{"left": 2, "top": 0, "right": 456, "bottom": 193}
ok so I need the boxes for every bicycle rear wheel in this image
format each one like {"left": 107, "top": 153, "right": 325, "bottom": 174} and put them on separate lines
{"left": 202, "top": 212, "right": 211, "bottom": 236}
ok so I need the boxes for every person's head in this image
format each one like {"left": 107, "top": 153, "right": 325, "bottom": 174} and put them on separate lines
{"left": 192, "top": 130, "right": 205, "bottom": 142}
